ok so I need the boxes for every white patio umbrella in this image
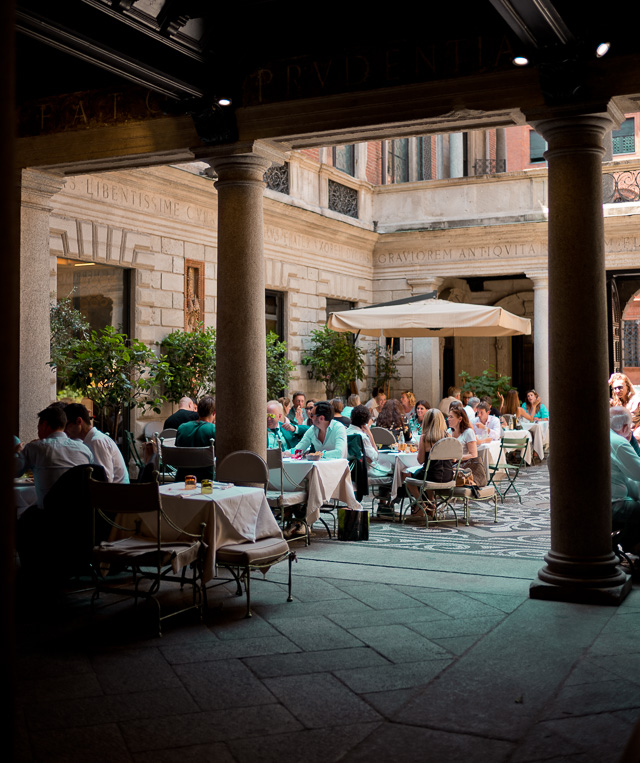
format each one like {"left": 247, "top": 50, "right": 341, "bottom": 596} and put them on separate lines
{"left": 326, "top": 293, "right": 531, "bottom": 338}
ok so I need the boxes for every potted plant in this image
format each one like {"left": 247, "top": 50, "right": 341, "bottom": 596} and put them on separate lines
{"left": 51, "top": 325, "right": 170, "bottom": 439}
{"left": 302, "top": 324, "right": 365, "bottom": 399}
{"left": 266, "top": 331, "right": 295, "bottom": 399}
{"left": 160, "top": 325, "right": 217, "bottom": 402}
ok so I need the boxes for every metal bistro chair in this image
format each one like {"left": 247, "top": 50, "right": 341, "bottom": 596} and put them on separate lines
{"left": 371, "top": 427, "right": 397, "bottom": 448}
{"left": 216, "top": 449, "right": 268, "bottom": 488}
{"left": 266, "top": 448, "right": 310, "bottom": 545}
{"left": 88, "top": 471, "right": 206, "bottom": 636}
{"left": 402, "top": 438, "right": 463, "bottom": 527}
{"left": 213, "top": 450, "right": 295, "bottom": 617}
{"left": 488, "top": 434, "right": 529, "bottom": 503}
{"left": 124, "top": 430, "right": 146, "bottom": 478}
{"left": 156, "top": 435, "right": 215, "bottom": 484}
{"left": 452, "top": 482, "right": 499, "bottom": 526}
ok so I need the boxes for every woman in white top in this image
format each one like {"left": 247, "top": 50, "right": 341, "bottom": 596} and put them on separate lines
{"left": 446, "top": 407, "right": 487, "bottom": 486}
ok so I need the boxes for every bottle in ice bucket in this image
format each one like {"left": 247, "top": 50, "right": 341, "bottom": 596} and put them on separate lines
{"left": 185, "top": 475, "right": 197, "bottom": 489}
{"left": 201, "top": 479, "right": 213, "bottom": 494}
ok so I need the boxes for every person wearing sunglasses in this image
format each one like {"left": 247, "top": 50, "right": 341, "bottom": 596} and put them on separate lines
{"left": 609, "top": 373, "right": 640, "bottom": 413}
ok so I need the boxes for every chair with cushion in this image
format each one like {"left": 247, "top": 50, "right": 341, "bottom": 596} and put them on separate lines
{"left": 488, "top": 435, "right": 529, "bottom": 503}
{"left": 216, "top": 450, "right": 268, "bottom": 488}
{"left": 215, "top": 535, "right": 295, "bottom": 618}
{"left": 88, "top": 471, "right": 206, "bottom": 636}
{"left": 156, "top": 435, "right": 215, "bottom": 484}
{"left": 371, "top": 427, "right": 397, "bottom": 448}
{"left": 402, "top": 438, "right": 463, "bottom": 527}
{"left": 211, "top": 450, "right": 295, "bottom": 617}
{"left": 266, "top": 448, "right": 309, "bottom": 544}
{"left": 452, "top": 483, "right": 498, "bottom": 526}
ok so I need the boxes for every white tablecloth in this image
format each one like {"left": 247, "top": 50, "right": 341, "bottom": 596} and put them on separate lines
{"left": 501, "top": 429, "right": 533, "bottom": 464}
{"left": 155, "top": 483, "right": 282, "bottom": 582}
{"left": 14, "top": 481, "right": 37, "bottom": 518}
{"left": 270, "top": 458, "right": 361, "bottom": 524}
{"left": 519, "top": 420, "right": 549, "bottom": 460}
{"left": 376, "top": 450, "right": 419, "bottom": 499}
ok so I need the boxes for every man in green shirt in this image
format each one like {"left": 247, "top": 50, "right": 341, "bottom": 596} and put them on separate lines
{"left": 176, "top": 396, "right": 216, "bottom": 447}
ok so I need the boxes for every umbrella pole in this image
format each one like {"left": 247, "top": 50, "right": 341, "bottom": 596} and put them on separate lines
{"left": 387, "top": 344, "right": 393, "bottom": 399}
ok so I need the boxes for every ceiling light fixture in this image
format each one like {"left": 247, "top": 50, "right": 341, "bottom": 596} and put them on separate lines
{"left": 513, "top": 55, "right": 529, "bottom": 66}
{"left": 217, "top": 97, "right": 232, "bottom": 106}
{"left": 595, "top": 42, "right": 610, "bottom": 58}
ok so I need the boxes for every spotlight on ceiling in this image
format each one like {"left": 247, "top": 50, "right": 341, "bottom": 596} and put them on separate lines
{"left": 595, "top": 42, "right": 610, "bottom": 58}
{"left": 217, "top": 97, "right": 232, "bottom": 106}
{"left": 512, "top": 55, "right": 530, "bottom": 66}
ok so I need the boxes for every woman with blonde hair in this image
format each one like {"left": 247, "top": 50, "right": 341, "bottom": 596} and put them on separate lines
{"left": 609, "top": 373, "right": 640, "bottom": 412}
{"left": 400, "top": 390, "right": 416, "bottom": 417}
{"left": 405, "top": 408, "right": 455, "bottom": 511}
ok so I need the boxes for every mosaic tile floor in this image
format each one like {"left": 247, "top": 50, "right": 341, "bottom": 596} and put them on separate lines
{"left": 313, "top": 464, "right": 551, "bottom": 561}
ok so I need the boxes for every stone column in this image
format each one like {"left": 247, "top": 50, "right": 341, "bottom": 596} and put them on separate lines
{"left": 19, "top": 169, "right": 65, "bottom": 441}
{"left": 525, "top": 270, "right": 549, "bottom": 407}
{"left": 529, "top": 113, "right": 630, "bottom": 604}
{"left": 208, "top": 144, "right": 287, "bottom": 464}
{"left": 449, "top": 133, "right": 464, "bottom": 179}
{"left": 408, "top": 278, "right": 444, "bottom": 405}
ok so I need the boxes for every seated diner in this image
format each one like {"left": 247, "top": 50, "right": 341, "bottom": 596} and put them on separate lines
{"left": 447, "top": 406, "right": 487, "bottom": 486}
{"left": 294, "top": 401, "right": 348, "bottom": 459}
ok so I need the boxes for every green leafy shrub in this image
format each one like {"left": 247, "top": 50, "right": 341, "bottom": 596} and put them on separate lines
{"left": 266, "top": 331, "right": 295, "bottom": 399}
{"left": 51, "top": 325, "right": 170, "bottom": 437}
{"left": 302, "top": 325, "right": 365, "bottom": 399}
{"left": 160, "top": 326, "right": 217, "bottom": 402}
{"left": 372, "top": 344, "right": 400, "bottom": 396}
{"left": 459, "top": 366, "right": 512, "bottom": 403}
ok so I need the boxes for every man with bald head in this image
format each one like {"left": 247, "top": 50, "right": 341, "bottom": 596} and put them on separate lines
{"left": 164, "top": 396, "right": 198, "bottom": 430}
{"left": 267, "top": 400, "right": 308, "bottom": 450}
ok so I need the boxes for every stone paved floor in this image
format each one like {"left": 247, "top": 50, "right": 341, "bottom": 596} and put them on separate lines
{"left": 14, "top": 465, "right": 640, "bottom": 762}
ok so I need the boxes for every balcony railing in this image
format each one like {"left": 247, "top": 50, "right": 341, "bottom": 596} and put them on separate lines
{"left": 603, "top": 170, "right": 640, "bottom": 203}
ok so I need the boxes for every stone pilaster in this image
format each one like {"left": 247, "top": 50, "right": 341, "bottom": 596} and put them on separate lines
{"left": 529, "top": 113, "right": 631, "bottom": 605}
{"left": 207, "top": 143, "right": 288, "bottom": 463}
{"left": 19, "top": 169, "right": 65, "bottom": 441}
{"left": 525, "top": 270, "right": 549, "bottom": 408}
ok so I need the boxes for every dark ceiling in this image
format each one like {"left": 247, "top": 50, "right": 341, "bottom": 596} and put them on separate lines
{"left": 15, "top": 0, "right": 640, "bottom": 146}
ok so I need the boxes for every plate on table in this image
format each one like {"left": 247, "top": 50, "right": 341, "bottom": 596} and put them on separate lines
{"left": 305, "top": 453, "right": 322, "bottom": 461}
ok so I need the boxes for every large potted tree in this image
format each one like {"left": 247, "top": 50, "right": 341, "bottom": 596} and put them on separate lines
{"left": 302, "top": 324, "right": 365, "bottom": 399}
{"left": 51, "top": 325, "right": 170, "bottom": 439}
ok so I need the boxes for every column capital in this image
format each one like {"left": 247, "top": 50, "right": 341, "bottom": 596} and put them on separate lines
{"left": 525, "top": 271, "right": 549, "bottom": 289}
{"left": 20, "top": 168, "right": 66, "bottom": 211}
{"left": 532, "top": 104, "right": 625, "bottom": 152}
{"left": 203, "top": 140, "right": 290, "bottom": 173}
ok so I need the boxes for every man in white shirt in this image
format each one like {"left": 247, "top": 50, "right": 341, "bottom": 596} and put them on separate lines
{"left": 16, "top": 405, "right": 94, "bottom": 508}
{"left": 64, "top": 403, "right": 129, "bottom": 483}
{"left": 473, "top": 402, "right": 501, "bottom": 443}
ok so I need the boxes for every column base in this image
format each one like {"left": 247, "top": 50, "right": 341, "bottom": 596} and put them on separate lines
{"left": 530, "top": 549, "right": 632, "bottom": 605}
{"left": 530, "top": 575, "right": 632, "bottom": 605}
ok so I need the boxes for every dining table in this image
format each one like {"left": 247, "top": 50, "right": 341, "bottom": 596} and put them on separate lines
{"left": 14, "top": 479, "right": 37, "bottom": 518}
{"left": 153, "top": 482, "right": 283, "bottom": 582}
{"left": 376, "top": 449, "right": 420, "bottom": 500}
{"left": 269, "top": 457, "right": 362, "bottom": 525}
